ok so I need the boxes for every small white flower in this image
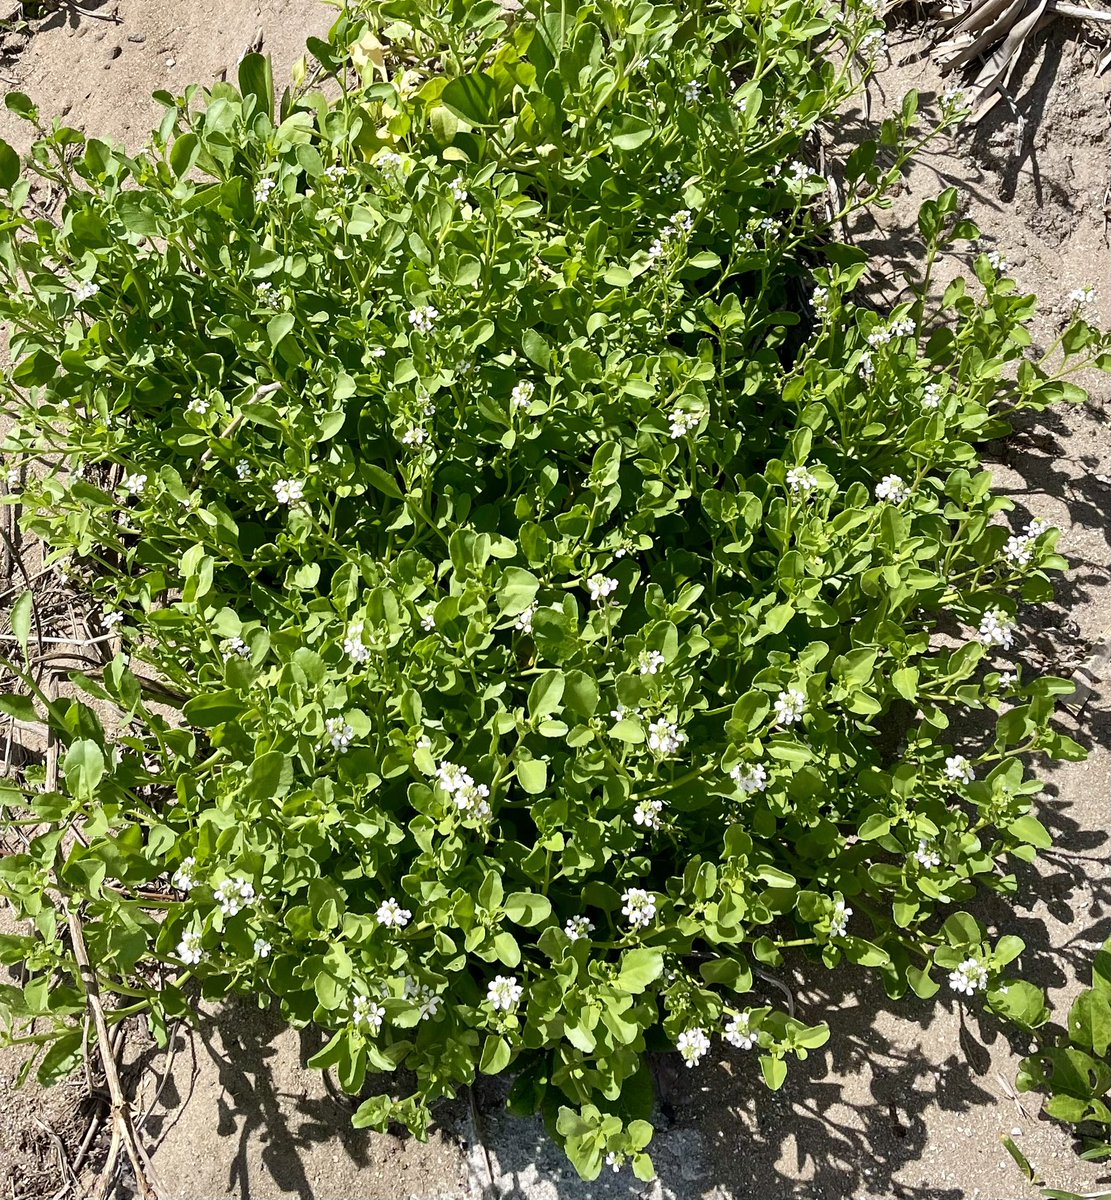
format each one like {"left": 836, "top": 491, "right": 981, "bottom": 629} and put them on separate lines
{"left": 669, "top": 409, "right": 699, "bottom": 439}
{"left": 638, "top": 649, "right": 666, "bottom": 675}
{"left": 1003, "top": 534, "right": 1032, "bottom": 566}
{"left": 171, "top": 856, "right": 199, "bottom": 892}
{"left": 586, "top": 575, "right": 619, "bottom": 604}
{"left": 255, "top": 280, "right": 282, "bottom": 307}
{"left": 421, "top": 612, "right": 436, "bottom": 632}
{"left": 344, "top": 622, "right": 370, "bottom": 664}
{"left": 787, "top": 159, "right": 810, "bottom": 183}
{"left": 325, "top": 716, "right": 355, "bottom": 753}
{"left": 235, "top": 459, "right": 252, "bottom": 481}
{"left": 922, "top": 382, "right": 943, "bottom": 409}
{"left": 949, "top": 957, "right": 989, "bottom": 996}
{"left": 621, "top": 887, "right": 657, "bottom": 929}
{"left": 786, "top": 465, "right": 818, "bottom": 494}
{"left": 369, "top": 346, "right": 387, "bottom": 359}
{"left": 859, "top": 350, "right": 875, "bottom": 378}
{"left": 867, "top": 327, "right": 892, "bottom": 348}
{"left": 889, "top": 317, "right": 916, "bottom": 338}
{"left": 1025, "top": 517, "right": 1053, "bottom": 538}
{"left": 352, "top": 994, "right": 386, "bottom": 1033}
{"left": 724, "top": 1013, "right": 757, "bottom": 1050}
{"left": 511, "top": 380, "right": 535, "bottom": 410}
{"left": 564, "top": 915, "right": 595, "bottom": 941}
{"left": 120, "top": 473, "right": 147, "bottom": 497}
{"left": 253, "top": 938, "right": 272, "bottom": 958}
{"left": 272, "top": 478, "right": 304, "bottom": 506}
{"left": 401, "top": 426, "right": 428, "bottom": 447}
{"left": 102, "top": 610, "right": 125, "bottom": 630}
{"left": 221, "top": 636, "right": 251, "bottom": 660}
{"left": 987, "top": 249, "right": 1009, "bottom": 273}
{"left": 487, "top": 974, "right": 524, "bottom": 1012}
{"left": 676, "top": 1027, "right": 711, "bottom": 1067}
{"left": 605, "top": 1151, "right": 622, "bottom": 1173}
{"left": 682, "top": 80, "right": 703, "bottom": 104}
{"left": 323, "top": 164, "right": 346, "bottom": 184}
{"left": 254, "top": 177, "right": 277, "bottom": 203}
{"left": 730, "top": 762, "right": 768, "bottom": 794}
{"left": 1068, "top": 286, "right": 1097, "bottom": 307}
{"left": 214, "top": 876, "right": 255, "bottom": 917}
{"left": 860, "top": 28, "right": 886, "bottom": 54}
{"left": 450, "top": 176, "right": 469, "bottom": 203}
{"left": 73, "top": 279, "right": 99, "bottom": 302}
{"left": 773, "top": 688, "right": 807, "bottom": 726}
{"left": 829, "top": 899, "right": 852, "bottom": 938}
{"left": 176, "top": 931, "right": 204, "bottom": 966}
{"left": 812, "top": 285, "right": 829, "bottom": 315}
{"left": 414, "top": 983, "right": 442, "bottom": 1020}
{"left": 514, "top": 603, "right": 537, "bottom": 634}
{"left": 875, "top": 474, "right": 909, "bottom": 503}
{"left": 915, "top": 838, "right": 942, "bottom": 869}
{"left": 942, "top": 86, "right": 967, "bottom": 109}
{"left": 633, "top": 797, "right": 664, "bottom": 828}
{"left": 945, "top": 755, "right": 975, "bottom": 785}
{"left": 408, "top": 305, "right": 440, "bottom": 334}
{"left": 998, "top": 671, "right": 1016, "bottom": 689}
{"left": 376, "top": 897, "right": 412, "bottom": 928}
{"left": 436, "top": 761, "right": 472, "bottom": 793}
{"left": 454, "top": 778, "right": 492, "bottom": 819}
{"left": 977, "top": 608, "right": 1017, "bottom": 650}
{"left": 375, "top": 150, "right": 405, "bottom": 173}
{"left": 647, "top": 718, "right": 686, "bottom": 756}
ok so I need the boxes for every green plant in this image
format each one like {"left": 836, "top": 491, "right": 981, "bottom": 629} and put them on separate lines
{"left": 0, "top": 0, "right": 1105, "bottom": 1180}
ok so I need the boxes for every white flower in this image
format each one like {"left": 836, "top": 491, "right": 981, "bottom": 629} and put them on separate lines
{"left": 676, "top": 1027, "right": 711, "bottom": 1067}
{"left": 860, "top": 28, "right": 886, "bottom": 54}
{"left": 610, "top": 703, "right": 631, "bottom": 722}
{"left": 867, "top": 327, "right": 892, "bottom": 348}
{"left": 724, "top": 1013, "right": 757, "bottom": 1050}
{"left": 401, "top": 426, "right": 428, "bottom": 447}
{"left": 511, "top": 380, "right": 535, "bottom": 410}
{"left": 176, "top": 931, "right": 204, "bottom": 966}
{"left": 889, "top": 317, "right": 916, "bottom": 338}
{"left": 344, "top": 622, "right": 370, "bottom": 664}
{"left": 942, "top": 86, "right": 967, "bottom": 109}
{"left": 253, "top": 938, "right": 272, "bottom": 958}
{"left": 1025, "top": 517, "right": 1053, "bottom": 538}
{"left": 647, "top": 719, "right": 686, "bottom": 756}
{"left": 786, "top": 465, "right": 818, "bottom": 494}
{"left": 221, "top": 636, "right": 251, "bottom": 660}
{"left": 977, "top": 608, "right": 1016, "bottom": 650}
{"left": 352, "top": 995, "right": 385, "bottom": 1033}
{"left": 454, "top": 779, "right": 491, "bottom": 819}
{"left": 487, "top": 974, "right": 524, "bottom": 1012}
{"left": 214, "top": 876, "right": 255, "bottom": 917}
{"left": 408, "top": 305, "right": 440, "bottom": 334}
{"left": 121, "top": 472, "right": 147, "bottom": 497}
{"left": 730, "top": 762, "right": 768, "bottom": 794}
{"left": 375, "top": 150, "right": 405, "bottom": 173}
{"left": 998, "top": 671, "right": 1016, "bottom": 689}
{"left": 405, "top": 982, "right": 442, "bottom": 1020}
{"left": 922, "top": 382, "right": 943, "bottom": 409}
{"left": 915, "top": 839, "right": 942, "bottom": 869}
{"left": 514, "top": 603, "right": 537, "bottom": 634}
{"left": 235, "top": 459, "right": 251, "bottom": 481}
{"left": 637, "top": 649, "right": 666, "bottom": 675}
{"left": 669, "top": 409, "right": 699, "bottom": 439}
{"left": 421, "top": 612, "right": 436, "bottom": 632}
{"left": 987, "top": 249, "right": 1009, "bottom": 273}
{"left": 773, "top": 688, "right": 807, "bottom": 726}
{"left": 605, "top": 1151, "right": 622, "bottom": 1173}
{"left": 369, "top": 346, "right": 387, "bottom": 359}
{"left": 1068, "top": 286, "right": 1097, "bottom": 307}
{"left": 949, "top": 957, "right": 989, "bottom": 996}
{"left": 829, "top": 899, "right": 852, "bottom": 938}
{"left": 326, "top": 716, "right": 355, "bottom": 753}
{"left": 621, "top": 887, "right": 657, "bottom": 929}
{"left": 436, "top": 761, "right": 471, "bottom": 793}
{"left": 586, "top": 575, "right": 619, "bottom": 603}
{"left": 102, "top": 610, "right": 125, "bottom": 630}
{"left": 323, "top": 164, "right": 346, "bottom": 184}
{"left": 633, "top": 797, "right": 664, "bottom": 828}
{"left": 1003, "top": 535, "right": 1032, "bottom": 566}
{"left": 450, "top": 176, "right": 469, "bottom": 203}
{"left": 564, "top": 915, "right": 595, "bottom": 941}
{"left": 682, "top": 80, "right": 703, "bottom": 104}
{"left": 171, "top": 856, "right": 199, "bottom": 892}
{"left": 945, "top": 755, "right": 975, "bottom": 785}
{"left": 874, "top": 474, "right": 909, "bottom": 503}
{"left": 787, "top": 159, "right": 810, "bottom": 183}
{"left": 812, "top": 285, "right": 829, "bottom": 315}
{"left": 671, "top": 209, "right": 693, "bottom": 233}
{"left": 376, "top": 897, "right": 412, "bottom": 928}
{"left": 73, "top": 280, "right": 99, "bottom": 302}
{"left": 255, "top": 281, "right": 281, "bottom": 307}
{"left": 272, "top": 478, "right": 304, "bottom": 506}
{"left": 859, "top": 350, "right": 875, "bottom": 378}
{"left": 254, "top": 177, "right": 277, "bottom": 203}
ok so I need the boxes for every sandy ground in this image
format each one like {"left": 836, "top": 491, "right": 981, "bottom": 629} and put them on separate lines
{"left": 0, "top": 3, "right": 1110, "bottom": 1198}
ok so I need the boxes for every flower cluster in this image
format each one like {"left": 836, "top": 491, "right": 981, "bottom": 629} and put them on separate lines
{"left": 949, "top": 957, "right": 989, "bottom": 996}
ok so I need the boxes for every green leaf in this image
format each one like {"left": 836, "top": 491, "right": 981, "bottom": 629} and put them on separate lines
{"left": 616, "top": 947, "right": 663, "bottom": 994}
{"left": 0, "top": 138, "right": 19, "bottom": 190}
{"left": 182, "top": 690, "right": 243, "bottom": 728}
{"left": 363, "top": 464, "right": 404, "bottom": 500}
{"left": 528, "top": 670, "right": 564, "bottom": 719}
{"left": 267, "top": 312, "right": 295, "bottom": 349}
{"left": 1070, "top": 992, "right": 1111, "bottom": 1057}
{"left": 441, "top": 72, "right": 500, "bottom": 126}
{"left": 760, "top": 1056, "right": 787, "bottom": 1090}
{"left": 11, "top": 591, "right": 31, "bottom": 659}
{"left": 63, "top": 739, "right": 105, "bottom": 801}
{"left": 0, "top": 694, "right": 38, "bottom": 722}
{"left": 480, "top": 1034, "right": 512, "bottom": 1074}
{"left": 503, "top": 892, "right": 551, "bottom": 927}
{"left": 516, "top": 758, "right": 548, "bottom": 795}
{"left": 239, "top": 52, "right": 275, "bottom": 120}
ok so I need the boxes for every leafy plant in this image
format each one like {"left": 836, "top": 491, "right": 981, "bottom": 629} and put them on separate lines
{"left": 0, "top": 0, "right": 1105, "bottom": 1180}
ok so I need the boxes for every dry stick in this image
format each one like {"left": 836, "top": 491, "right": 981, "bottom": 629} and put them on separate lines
{"left": 67, "top": 910, "right": 164, "bottom": 1200}
{"left": 1050, "top": 0, "right": 1111, "bottom": 18}
{"left": 466, "top": 1085, "right": 496, "bottom": 1196}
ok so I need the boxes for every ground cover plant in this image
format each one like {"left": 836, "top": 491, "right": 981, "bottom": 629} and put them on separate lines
{"left": 0, "top": 0, "right": 1107, "bottom": 1182}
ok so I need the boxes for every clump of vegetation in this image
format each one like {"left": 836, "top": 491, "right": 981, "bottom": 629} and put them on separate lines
{"left": 0, "top": 0, "right": 1105, "bottom": 1180}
